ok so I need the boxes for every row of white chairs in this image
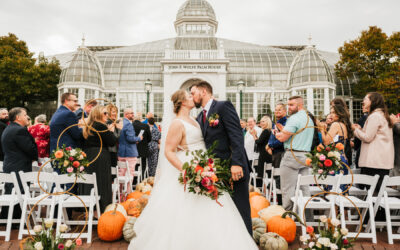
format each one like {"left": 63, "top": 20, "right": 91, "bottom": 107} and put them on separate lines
{"left": 0, "top": 158, "right": 149, "bottom": 242}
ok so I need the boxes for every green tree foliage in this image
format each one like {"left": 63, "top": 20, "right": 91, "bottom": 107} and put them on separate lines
{"left": 335, "top": 26, "right": 400, "bottom": 112}
{"left": 0, "top": 33, "right": 61, "bottom": 108}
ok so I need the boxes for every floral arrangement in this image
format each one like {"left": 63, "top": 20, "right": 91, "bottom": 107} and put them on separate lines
{"left": 178, "top": 142, "right": 232, "bottom": 206}
{"left": 207, "top": 113, "right": 220, "bottom": 127}
{"left": 51, "top": 145, "right": 89, "bottom": 179}
{"left": 305, "top": 143, "right": 345, "bottom": 179}
{"left": 22, "top": 219, "right": 82, "bottom": 250}
{"left": 299, "top": 215, "right": 353, "bottom": 250}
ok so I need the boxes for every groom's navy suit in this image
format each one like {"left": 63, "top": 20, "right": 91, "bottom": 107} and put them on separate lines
{"left": 197, "top": 99, "right": 252, "bottom": 234}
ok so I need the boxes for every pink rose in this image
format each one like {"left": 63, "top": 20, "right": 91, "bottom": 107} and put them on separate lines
{"left": 80, "top": 166, "right": 85, "bottom": 172}
{"left": 319, "top": 154, "right": 326, "bottom": 161}
{"left": 318, "top": 169, "right": 323, "bottom": 174}
{"left": 201, "top": 177, "right": 211, "bottom": 187}
{"left": 329, "top": 170, "right": 335, "bottom": 175}
{"left": 214, "top": 119, "right": 219, "bottom": 125}
{"left": 67, "top": 167, "right": 73, "bottom": 173}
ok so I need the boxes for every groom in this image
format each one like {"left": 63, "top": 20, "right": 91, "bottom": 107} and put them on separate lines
{"left": 190, "top": 81, "right": 252, "bottom": 235}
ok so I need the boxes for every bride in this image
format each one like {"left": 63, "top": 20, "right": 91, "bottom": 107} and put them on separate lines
{"left": 128, "top": 89, "right": 258, "bottom": 250}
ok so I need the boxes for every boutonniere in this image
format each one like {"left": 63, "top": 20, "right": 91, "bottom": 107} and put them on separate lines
{"left": 208, "top": 113, "right": 220, "bottom": 127}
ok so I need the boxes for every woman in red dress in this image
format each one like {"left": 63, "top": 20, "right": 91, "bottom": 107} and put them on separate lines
{"left": 28, "top": 114, "right": 50, "bottom": 164}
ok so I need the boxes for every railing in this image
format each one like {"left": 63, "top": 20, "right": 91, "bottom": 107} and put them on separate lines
{"left": 164, "top": 50, "right": 225, "bottom": 60}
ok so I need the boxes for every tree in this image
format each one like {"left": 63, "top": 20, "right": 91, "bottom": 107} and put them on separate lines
{"left": 0, "top": 33, "right": 61, "bottom": 109}
{"left": 335, "top": 26, "right": 400, "bottom": 112}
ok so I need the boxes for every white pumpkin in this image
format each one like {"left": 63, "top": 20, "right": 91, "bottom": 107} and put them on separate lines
{"left": 141, "top": 184, "right": 152, "bottom": 193}
{"left": 258, "top": 205, "right": 286, "bottom": 224}
{"left": 259, "top": 232, "right": 288, "bottom": 250}
{"left": 104, "top": 203, "right": 127, "bottom": 218}
{"left": 252, "top": 218, "right": 266, "bottom": 244}
{"left": 123, "top": 217, "right": 137, "bottom": 242}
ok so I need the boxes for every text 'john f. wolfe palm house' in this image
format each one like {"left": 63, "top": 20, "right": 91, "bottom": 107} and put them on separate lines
{"left": 54, "top": 0, "right": 360, "bottom": 122}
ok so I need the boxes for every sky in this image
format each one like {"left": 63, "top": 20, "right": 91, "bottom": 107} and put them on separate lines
{"left": 0, "top": 0, "right": 399, "bottom": 56}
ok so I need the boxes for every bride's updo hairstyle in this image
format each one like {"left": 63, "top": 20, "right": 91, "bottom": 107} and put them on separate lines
{"left": 171, "top": 89, "right": 187, "bottom": 114}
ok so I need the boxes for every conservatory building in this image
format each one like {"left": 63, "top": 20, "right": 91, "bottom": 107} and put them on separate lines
{"left": 54, "top": 0, "right": 360, "bottom": 121}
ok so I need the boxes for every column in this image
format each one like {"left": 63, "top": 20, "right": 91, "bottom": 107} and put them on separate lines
{"left": 349, "top": 97, "right": 354, "bottom": 123}
{"left": 271, "top": 90, "right": 275, "bottom": 112}
{"left": 115, "top": 89, "right": 120, "bottom": 115}
{"left": 95, "top": 90, "right": 99, "bottom": 99}
{"left": 253, "top": 93, "right": 258, "bottom": 120}
{"left": 324, "top": 88, "right": 330, "bottom": 115}
{"left": 78, "top": 88, "right": 85, "bottom": 107}
{"left": 150, "top": 92, "right": 154, "bottom": 113}
{"left": 307, "top": 88, "right": 313, "bottom": 113}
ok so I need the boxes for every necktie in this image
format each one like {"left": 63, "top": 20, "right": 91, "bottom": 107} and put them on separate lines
{"left": 203, "top": 109, "right": 207, "bottom": 124}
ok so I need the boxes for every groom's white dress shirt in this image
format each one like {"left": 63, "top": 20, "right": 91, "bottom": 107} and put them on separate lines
{"left": 203, "top": 98, "right": 214, "bottom": 117}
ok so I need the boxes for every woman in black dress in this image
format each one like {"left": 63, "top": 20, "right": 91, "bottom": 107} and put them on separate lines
{"left": 147, "top": 117, "right": 161, "bottom": 176}
{"left": 81, "top": 105, "right": 117, "bottom": 213}
{"left": 251, "top": 116, "right": 272, "bottom": 187}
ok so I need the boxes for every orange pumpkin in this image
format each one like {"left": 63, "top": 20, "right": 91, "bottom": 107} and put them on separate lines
{"left": 249, "top": 192, "right": 262, "bottom": 198}
{"left": 98, "top": 204, "right": 126, "bottom": 241}
{"left": 250, "top": 195, "right": 270, "bottom": 218}
{"left": 120, "top": 199, "right": 136, "bottom": 211}
{"left": 126, "top": 191, "right": 143, "bottom": 200}
{"left": 126, "top": 196, "right": 149, "bottom": 217}
{"left": 267, "top": 213, "right": 296, "bottom": 243}
{"left": 145, "top": 190, "right": 151, "bottom": 196}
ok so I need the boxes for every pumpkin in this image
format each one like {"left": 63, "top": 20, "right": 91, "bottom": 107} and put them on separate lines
{"left": 249, "top": 191, "right": 262, "bottom": 199}
{"left": 123, "top": 217, "right": 137, "bottom": 242}
{"left": 259, "top": 232, "right": 288, "bottom": 250}
{"left": 267, "top": 212, "right": 296, "bottom": 244}
{"left": 120, "top": 199, "right": 136, "bottom": 211}
{"left": 126, "top": 196, "right": 149, "bottom": 217}
{"left": 146, "top": 177, "right": 155, "bottom": 186}
{"left": 250, "top": 195, "right": 270, "bottom": 218}
{"left": 252, "top": 218, "right": 266, "bottom": 244}
{"left": 249, "top": 185, "right": 261, "bottom": 193}
{"left": 145, "top": 190, "right": 151, "bottom": 196}
{"left": 127, "top": 191, "right": 143, "bottom": 200}
{"left": 98, "top": 204, "right": 126, "bottom": 241}
{"left": 104, "top": 203, "right": 127, "bottom": 218}
{"left": 259, "top": 205, "right": 286, "bottom": 224}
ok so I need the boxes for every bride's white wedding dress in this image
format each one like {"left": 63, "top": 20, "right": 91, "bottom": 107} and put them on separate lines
{"left": 128, "top": 118, "right": 258, "bottom": 250}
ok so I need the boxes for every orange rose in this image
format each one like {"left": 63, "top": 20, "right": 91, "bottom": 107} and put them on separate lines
{"left": 195, "top": 165, "right": 204, "bottom": 173}
{"left": 316, "top": 144, "right": 324, "bottom": 152}
{"left": 81, "top": 152, "right": 87, "bottom": 157}
{"left": 305, "top": 158, "right": 312, "bottom": 166}
{"left": 55, "top": 150, "right": 64, "bottom": 159}
{"left": 72, "top": 161, "right": 80, "bottom": 168}
{"left": 211, "top": 174, "right": 218, "bottom": 182}
{"left": 335, "top": 143, "right": 344, "bottom": 151}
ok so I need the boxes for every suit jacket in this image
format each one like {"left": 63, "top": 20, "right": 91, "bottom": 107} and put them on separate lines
{"left": 197, "top": 100, "right": 250, "bottom": 180}
{"left": 50, "top": 105, "right": 82, "bottom": 153}
{"left": 0, "top": 120, "right": 7, "bottom": 161}
{"left": 1, "top": 122, "right": 38, "bottom": 174}
{"left": 133, "top": 120, "right": 151, "bottom": 157}
{"left": 118, "top": 118, "right": 141, "bottom": 158}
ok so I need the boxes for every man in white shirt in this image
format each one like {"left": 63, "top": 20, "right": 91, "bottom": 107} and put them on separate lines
{"left": 244, "top": 117, "right": 262, "bottom": 166}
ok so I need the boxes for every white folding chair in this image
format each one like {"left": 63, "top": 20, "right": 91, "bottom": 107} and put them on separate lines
{"left": 55, "top": 173, "right": 100, "bottom": 243}
{"left": 18, "top": 171, "right": 58, "bottom": 239}
{"left": 117, "top": 160, "right": 132, "bottom": 194}
{"left": 111, "top": 167, "right": 121, "bottom": 203}
{"left": 329, "top": 174, "right": 379, "bottom": 243}
{"left": 372, "top": 175, "right": 400, "bottom": 244}
{"left": 262, "top": 163, "right": 273, "bottom": 197}
{"left": 0, "top": 161, "right": 3, "bottom": 172}
{"left": 267, "top": 167, "right": 283, "bottom": 205}
{"left": 134, "top": 157, "right": 143, "bottom": 185}
{"left": 291, "top": 174, "right": 340, "bottom": 237}
{"left": 0, "top": 172, "right": 21, "bottom": 241}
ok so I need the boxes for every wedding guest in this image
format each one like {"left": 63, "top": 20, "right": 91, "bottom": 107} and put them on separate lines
{"left": 0, "top": 107, "right": 37, "bottom": 220}
{"left": 0, "top": 108, "right": 8, "bottom": 162}
{"left": 50, "top": 93, "right": 82, "bottom": 154}
{"left": 330, "top": 97, "right": 349, "bottom": 115}
{"left": 240, "top": 119, "right": 247, "bottom": 136}
{"left": 143, "top": 112, "right": 158, "bottom": 130}
{"left": 28, "top": 114, "right": 50, "bottom": 164}
{"left": 106, "top": 104, "right": 120, "bottom": 167}
{"left": 352, "top": 92, "right": 394, "bottom": 193}
{"left": 326, "top": 114, "right": 334, "bottom": 129}
{"left": 147, "top": 117, "right": 161, "bottom": 176}
{"left": 253, "top": 116, "right": 272, "bottom": 186}
{"left": 118, "top": 108, "right": 142, "bottom": 192}
{"left": 267, "top": 103, "right": 287, "bottom": 169}
{"left": 354, "top": 111, "right": 368, "bottom": 168}
{"left": 81, "top": 105, "right": 117, "bottom": 212}
{"left": 133, "top": 114, "right": 151, "bottom": 177}
{"left": 75, "top": 99, "right": 97, "bottom": 119}
{"left": 244, "top": 117, "right": 262, "bottom": 167}
{"left": 390, "top": 114, "right": 400, "bottom": 177}
{"left": 276, "top": 96, "right": 314, "bottom": 210}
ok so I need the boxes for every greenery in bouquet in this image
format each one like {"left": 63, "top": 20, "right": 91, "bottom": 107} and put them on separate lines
{"left": 51, "top": 145, "right": 89, "bottom": 179}
{"left": 299, "top": 215, "right": 353, "bottom": 250}
{"left": 305, "top": 143, "right": 345, "bottom": 179}
{"left": 23, "top": 219, "right": 82, "bottom": 250}
{"left": 178, "top": 141, "right": 232, "bottom": 206}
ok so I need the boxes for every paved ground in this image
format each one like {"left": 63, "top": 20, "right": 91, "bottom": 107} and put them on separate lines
{"left": 1, "top": 227, "right": 399, "bottom": 250}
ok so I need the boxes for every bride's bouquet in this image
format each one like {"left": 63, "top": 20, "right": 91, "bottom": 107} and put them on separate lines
{"left": 178, "top": 142, "right": 232, "bottom": 206}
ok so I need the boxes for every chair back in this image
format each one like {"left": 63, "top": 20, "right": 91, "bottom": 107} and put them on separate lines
{"left": 0, "top": 172, "right": 21, "bottom": 197}
{"left": 19, "top": 171, "right": 57, "bottom": 197}
{"left": 336, "top": 174, "right": 379, "bottom": 199}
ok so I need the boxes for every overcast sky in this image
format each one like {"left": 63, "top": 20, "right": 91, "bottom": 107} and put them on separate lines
{"left": 0, "top": 0, "right": 399, "bottom": 56}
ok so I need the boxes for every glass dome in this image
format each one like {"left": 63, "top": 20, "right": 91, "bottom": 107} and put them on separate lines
{"left": 176, "top": 0, "right": 216, "bottom": 21}
{"left": 289, "top": 45, "right": 334, "bottom": 87}
{"left": 59, "top": 45, "right": 102, "bottom": 85}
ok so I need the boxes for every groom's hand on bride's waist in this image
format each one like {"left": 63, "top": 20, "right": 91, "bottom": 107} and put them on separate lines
{"left": 231, "top": 165, "right": 244, "bottom": 181}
